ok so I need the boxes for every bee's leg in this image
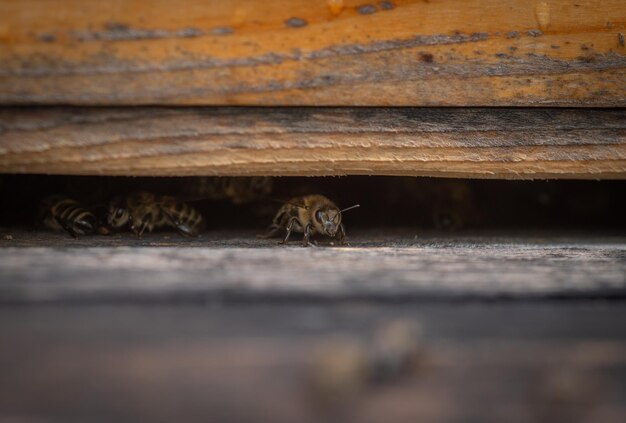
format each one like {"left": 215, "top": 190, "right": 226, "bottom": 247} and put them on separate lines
{"left": 257, "top": 224, "right": 282, "bottom": 239}
{"left": 134, "top": 210, "right": 157, "bottom": 237}
{"left": 337, "top": 223, "right": 347, "bottom": 245}
{"left": 281, "top": 217, "right": 299, "bottom": 244}
{"left": 137, "top": 220, "right": 149, "bottom": 237}
{"left": 303, "top": 224, "right": 316, "bottom": 247}
{"left": 131, "top": 217, "right": 148, "bottom": 237}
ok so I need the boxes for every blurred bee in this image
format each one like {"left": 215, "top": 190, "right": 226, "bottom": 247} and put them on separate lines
{"left": 108, "top": 192, "right": 203, "bottom": 237}
{"left": 260, "top": 195, "right": 359, "bottom": 247}
{"left": 41, "top": 195, "right": 97, "bottom": 238}
{"left": 309, "top": 319, "right": 423, "bottom": 408}
{"left": 187, "top": 177, "right": 273, "bottom": 205}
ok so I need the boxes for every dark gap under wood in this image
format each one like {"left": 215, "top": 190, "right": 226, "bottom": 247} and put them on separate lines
{"left": 1, "top": 175, "right": 625, "bottom": 229}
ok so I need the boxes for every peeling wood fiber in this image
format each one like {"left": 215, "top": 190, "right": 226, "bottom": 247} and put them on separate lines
{"left": 0, "top": 107, "right": 624, "bottom": 178}
{"left": 0, "top": 0, "right": 624, "bottom": 105}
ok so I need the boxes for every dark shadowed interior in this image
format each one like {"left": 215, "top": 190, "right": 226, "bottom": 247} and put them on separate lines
{"left": 1, "top": 175, "right": 625, "bottom": 234}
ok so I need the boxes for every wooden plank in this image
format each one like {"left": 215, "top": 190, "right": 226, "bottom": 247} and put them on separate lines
{"left": 0, "top": 0, "right": 624, "bottom": 106}
{"left": 1, "top": 305, "right": 625, "bottom": 422}
{"left": 1, "top": 107, "right": 625, "bottom": 178}
{"left": 1, "top": 231, "right": 624, "bottom": 303}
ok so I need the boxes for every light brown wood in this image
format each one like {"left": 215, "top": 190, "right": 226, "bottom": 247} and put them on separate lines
{"left": 0, "top": 107, "right": 624, "bottom": 178}
{"left": 0, "top": 0, "right": 624, "bottom": 105}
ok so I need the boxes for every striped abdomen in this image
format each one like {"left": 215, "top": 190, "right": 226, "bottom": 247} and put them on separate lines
{"left": 42, "top": 195, "right": 97, "bottom": 237}
{"left": 159, "top": 199, "right": 203, "bottom": 236}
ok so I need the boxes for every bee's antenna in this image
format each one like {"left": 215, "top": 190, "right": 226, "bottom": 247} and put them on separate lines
{"left": 340, "top": 204, "right": 360, "bottom": 213}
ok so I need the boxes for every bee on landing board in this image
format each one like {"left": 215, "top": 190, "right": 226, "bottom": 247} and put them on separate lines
{"left": 260, "top": 195, "right": 359, "bottom": 247}
{"left": 41, "top": 195, "right": 98, "bottom": 238}
{"left": 107, "top": 192, "right": 203, "bottom": 237}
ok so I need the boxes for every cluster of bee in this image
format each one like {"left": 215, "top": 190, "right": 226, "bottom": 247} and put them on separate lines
{"left": 107, "top": 192, "right": 204, "bottom": 237}
{"left": 41, "top": 191, "right": 205, "bottom": 238}
{"left": 40, "top": 178, "right": 359, "bottom": 247}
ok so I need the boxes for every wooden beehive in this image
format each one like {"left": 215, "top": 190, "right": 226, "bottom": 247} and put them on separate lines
{"left": 0, "top": 0, "right": 624, "bottom": 178}
{"left": 0, "top": 1, "right": 625, "bottom": 422}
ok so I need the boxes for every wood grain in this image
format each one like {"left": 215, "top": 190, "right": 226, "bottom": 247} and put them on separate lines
{"left": 1, "top": 231, "right": 624, "bottom": 303}
{"left": 0, "top": 107, "right": 624, "bottom": 178}
{"left": 0, "top": 0, "right": 624, "bottom": 105}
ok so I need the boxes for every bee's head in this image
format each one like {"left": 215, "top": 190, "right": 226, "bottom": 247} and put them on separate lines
{"left": 314, "top": 207, "right": 342, "bottom": 237}
{"left": 107, "top": 197, "right": 130, "bottom": 227}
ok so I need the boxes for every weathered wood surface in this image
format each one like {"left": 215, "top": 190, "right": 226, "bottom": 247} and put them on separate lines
{"left": 1, "top": 107, "right": 625, "bottom": 178}
{"left": 1, "top": 230, "right": 624, "bottom": 303}
{"left": 0, "top": 0, "right": 624, "bottom": 106}
{"left": 1, "top": 304, "right": 625, "bottom": 422}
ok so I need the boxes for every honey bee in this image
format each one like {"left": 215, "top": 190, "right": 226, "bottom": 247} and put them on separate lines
{"left": 41, "top": 195, "right": 98, "bottom": 238}
{"left": 107, "top": 191, "right": 203, "bottom": 236}
{"left": 260, "top": 195, "right": 359, "bottom": 246}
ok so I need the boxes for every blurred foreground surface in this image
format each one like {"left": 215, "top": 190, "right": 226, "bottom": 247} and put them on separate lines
{"left": 1, "top": 230, "right": 625, "bottom": 422}
{"left": 1, "top": 302, "right": 625, "bottom": 423}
